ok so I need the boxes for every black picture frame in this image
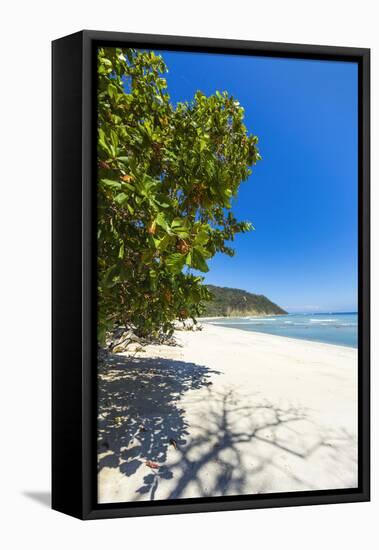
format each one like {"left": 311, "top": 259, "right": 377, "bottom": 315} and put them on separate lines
{"left": 52, "top": 30, "right": 370, "bottom": 520}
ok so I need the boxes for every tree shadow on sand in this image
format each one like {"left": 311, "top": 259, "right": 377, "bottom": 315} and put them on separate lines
{"left": 165, "top": 389, "right": 357, "bottom": 499}
{"left": 97, "top": 353, "right": 220, "bottom": 497}
{"left": 98, "top": 357, "right": 357, "bottom": 501}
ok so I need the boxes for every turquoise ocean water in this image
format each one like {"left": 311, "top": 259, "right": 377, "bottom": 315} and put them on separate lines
{"left": 203, "top": 312, "right": 358, "bottom": 348}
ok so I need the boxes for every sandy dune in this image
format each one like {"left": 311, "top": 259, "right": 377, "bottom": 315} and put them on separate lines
{"left": 98, "top": 324, "right": 358, "bottom": 503}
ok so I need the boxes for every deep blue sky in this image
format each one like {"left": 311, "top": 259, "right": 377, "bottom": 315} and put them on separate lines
{"left": 154, "top": 50, "right": 358, "bottom": 313}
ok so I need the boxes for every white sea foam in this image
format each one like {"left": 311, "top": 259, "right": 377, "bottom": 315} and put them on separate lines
{"left": 204, "top": 313, "right": 357, "bottom": 347}
{"left": 249, "top": 317, "right": 277, "bottom": 323}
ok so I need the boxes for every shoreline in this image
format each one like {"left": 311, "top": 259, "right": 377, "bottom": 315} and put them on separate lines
{"left": 98, "top": 323, "right": 358, "bottom": 503}
{"left": 197, "top": 313, "right": 357, "bottom": 350}
{"left": 199, "top": 321, "right": 357, "bottom": 350}
{"left": 198, "top": 313, "right": 287, "bottom": 321}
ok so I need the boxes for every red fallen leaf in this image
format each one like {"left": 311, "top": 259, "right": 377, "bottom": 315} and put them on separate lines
{"left": 146, "top": 460, "right": 159, "bottom": 469}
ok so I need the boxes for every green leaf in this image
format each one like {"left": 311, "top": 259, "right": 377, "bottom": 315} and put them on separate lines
{"left": 114, "top": 192, "right": 128, "bottom": 204}
{"left": 149, "top": 269, "right": 157, "bottom": 290}
{"left": 191, "top": 249, "right": 209, "bottom": 272}
{"left": 153, "top": 199, "right": 170, "bottom": 208}
{"left": 194, "top": 228, "right": 209, "bottom": 246}
{"left": 155, "top": 234, "right": 171, "bottom": 251}
{"left": 165, "top": 253, "right": 186, "bottom": 274}
{"left": 155, "top": 212, "right": 170, "bottom": 231}
{"left": 171, "top": 218, "right": 189, "bottom": 238}
{"left": 100, "top": 178, "right": 122, "bottom": 190}
{"left": 199, "top": 139, "right": 207, "bottom": 152}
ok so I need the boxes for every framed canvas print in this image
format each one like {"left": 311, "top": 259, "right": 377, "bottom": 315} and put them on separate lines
{"left": 52, "top": 30, "right": 370, "bottom": 520}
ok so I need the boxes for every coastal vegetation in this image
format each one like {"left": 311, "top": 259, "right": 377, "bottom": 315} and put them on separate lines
{"left": 203, "top": 285, "right": 287, "bottom": 317}
{"left": 97, "top": 47, "right": 261, "bottom": 342}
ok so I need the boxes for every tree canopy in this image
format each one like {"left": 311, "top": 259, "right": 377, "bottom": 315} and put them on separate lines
{"left": 97, "top": 47, "right": 261, "bottom": 341}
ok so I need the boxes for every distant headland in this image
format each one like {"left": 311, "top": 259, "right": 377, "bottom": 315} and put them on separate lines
{"left": 202, "top": 284, "right": 288, "bottom": 317}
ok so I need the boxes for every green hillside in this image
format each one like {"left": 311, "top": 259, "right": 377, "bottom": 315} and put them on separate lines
{"left": 202, "top": 285, "right": 287, "bottom": 317}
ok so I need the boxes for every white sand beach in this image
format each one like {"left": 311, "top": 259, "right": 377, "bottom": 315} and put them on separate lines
{"left": 98, "top": 324, "right": 358, "bottom": 503}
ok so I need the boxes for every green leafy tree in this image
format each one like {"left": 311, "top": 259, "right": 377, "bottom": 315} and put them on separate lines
{"left": 97, "top": 47, "right": 261, "bottom": 341}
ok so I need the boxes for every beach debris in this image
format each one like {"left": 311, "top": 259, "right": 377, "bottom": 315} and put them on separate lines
{"left": 139, "top": 425, "right": 147, "bottom": 432}
{"left": 146, "top": 460, "right": 160, "bottom": 469}
{"left": 107, "top": 327, "right": 143, "bottom": 353}
{"left": 173, "top": 319, "right": 203, "bottom": 331}
{"left": 169, "top": 438, "right": 178, "bottom": 450}
{"left": 104, "top": 324, "right": 177, "bottom": 353}
{"left": 112, "top": 341, "right": 143, "bottom": 354}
